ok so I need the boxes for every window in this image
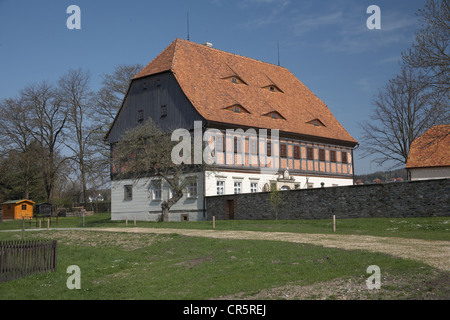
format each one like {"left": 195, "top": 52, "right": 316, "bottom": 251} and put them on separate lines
{"left": 330, "top": 150, "right": 337, "bottom": 163}
{"left": 152, "top": 180, "right": 162, "bottom": 201}
{"left": 342, "top": 152, "right": 348, "bottom": 164}
{"left": 188, "top": 180, "right": 198, "bottom": 198}
{"left": 293, "top": 146, "right": 300, "bottom": 159}
{"left": 267, "top": 141, "right": 272, "bottom": 156}
{"left": 215, "top": 134, "right": 224, "bottom": 152}
{"left": 124, "top": 185, "right": 133, "bottom": 201}
{"left": 250, "top": 182, "right": 258, "bottom": 193}
{"left": 280, "top": 144, "right": 287, "bottom": 158}
{"left": 22, "top": 204, "right": 27, "bottom": 210}
{"left": 217, "top": 181, "right": 224, "bottom": 195}
{"left": 234, "top": 137, "right": 243, "bottom": 154}
{"left": 233, "top": 106, "right": 241, "bottom": 113}
{"left": 138, "top": 110, "right": 144, "bottom": 123}
{"left": 231, "top": 77, "right": 238, "bottom": 84}
{"left": 249, "top": 138, "right": 258, "bottom": 155}
{"left": 161, "top": 105, "right": 167, "bottom": 117}
{"left": 319, "top": 149, "right": 325, "bottom": 162}
{"left": 234, "top": 182, "right": 242, "bottom": 194}
{"left": 271, "top": 113, "right": 278, "bottom": 119}
{"left": 307, "top": 147, "right": 314, "bottom": 160}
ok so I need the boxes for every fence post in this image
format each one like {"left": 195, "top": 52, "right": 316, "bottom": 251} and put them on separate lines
{"left": 333, "top": 215, "right": 336, "bottom": 233}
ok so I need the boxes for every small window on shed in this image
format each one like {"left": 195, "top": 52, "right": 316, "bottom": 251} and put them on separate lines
{"left": 22, "top": 204, "right": 27, "bottom": 210}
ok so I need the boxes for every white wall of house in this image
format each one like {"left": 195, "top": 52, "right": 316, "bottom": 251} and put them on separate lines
{"left": 409, "top": 167, "right": 450, "bottom": 181}
{"left": 111, "top": 171, "right": 353, "bottom": 222}
{"left": 111, "top": 172, "right": 204, "bottom": 222}
{"left": 204, "top": 170, "right": 354, "bottom": 196}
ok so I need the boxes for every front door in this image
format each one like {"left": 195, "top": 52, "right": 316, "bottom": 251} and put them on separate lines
{"left": 225, "top": 200, "right": 235, "bottom": 220}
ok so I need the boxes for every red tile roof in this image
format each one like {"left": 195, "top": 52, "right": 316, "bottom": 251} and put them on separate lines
{"left": 134, "top": 39, "right": 358, "bottom": 145}
{"left": 406, "top": 124, "right": 450, "bottom": 169}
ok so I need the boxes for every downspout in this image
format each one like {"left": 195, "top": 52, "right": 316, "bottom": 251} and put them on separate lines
{"left": 352, "top": 143, "right": 360, "bottom": 185}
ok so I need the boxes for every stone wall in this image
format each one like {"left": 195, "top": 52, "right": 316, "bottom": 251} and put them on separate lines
{"left": 205, "top": 178, "right": 450, "bottom": 220}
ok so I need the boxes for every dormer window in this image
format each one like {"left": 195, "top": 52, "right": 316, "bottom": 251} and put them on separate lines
{"left": 262, "top": 85, "right": 283, "bottom": 93}
{"left": 222, "top": 75, "right": 247, "bottom": 85}
{"left": 307, "top": 119, "right": 326, "bottom": 127}
{"left": 264, "top": 111, "right": 285, "bottom": 120}
{"left": 225, "top": 104, "right": 250, "bottom": 114}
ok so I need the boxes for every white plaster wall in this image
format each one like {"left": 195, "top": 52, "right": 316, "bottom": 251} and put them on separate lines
{"left": 205, "top": 170, "right": 353, "bottom": 196}
{"left": 409, "top": 167, "right": 450, "bottom": 181}
{"left": 111, "top": 172, "right": 204, "bottom": 222}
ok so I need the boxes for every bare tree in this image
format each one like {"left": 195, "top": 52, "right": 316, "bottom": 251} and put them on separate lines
{"left": 0, "top": 96, "right": 39, "bottom": 199}
{"left": 360, "top": 67, "right": 448, "bottom": 168}
{"left": 402, "top": 0, "right": 449, "bottom": 95}
{"left": 21, "top": 82, "right": 68, "bottom": 202}
{"left": 58, "top": 68, "right": 97, "bottom": 204}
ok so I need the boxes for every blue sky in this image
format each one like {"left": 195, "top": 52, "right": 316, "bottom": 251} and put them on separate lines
{"left": 0, "top": 0, "right": 427, "bottom": 174}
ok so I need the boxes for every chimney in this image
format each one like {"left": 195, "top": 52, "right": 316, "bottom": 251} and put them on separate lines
{"left": 202, "top": 42, "right": 213, "bottom": 48}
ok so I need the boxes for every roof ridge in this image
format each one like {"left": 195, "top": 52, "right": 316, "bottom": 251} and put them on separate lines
{"left": 176, "top": 38, "right": 290, "bottom": 70}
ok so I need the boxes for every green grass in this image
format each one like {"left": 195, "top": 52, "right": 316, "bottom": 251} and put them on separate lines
{"left": 1, "top": 213, "right": 449, "bottom": 240}
{"left": 0, "top": 229, "right": 443, "bottom": 300}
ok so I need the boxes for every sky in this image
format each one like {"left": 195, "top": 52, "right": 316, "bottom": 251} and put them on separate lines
{"left": 0, "top": 0, "right": 428, "bottom": 174}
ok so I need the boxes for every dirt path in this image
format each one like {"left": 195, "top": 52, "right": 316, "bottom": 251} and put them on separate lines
{"left": 89, "top": 228, "right": 450, "bottom": 272}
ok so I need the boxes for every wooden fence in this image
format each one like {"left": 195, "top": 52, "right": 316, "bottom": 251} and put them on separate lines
{"left": 0, "top": 240, "right": 58, "bottom": 282}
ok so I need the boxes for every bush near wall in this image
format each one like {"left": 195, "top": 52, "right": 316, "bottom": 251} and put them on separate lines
{"left": 206, "top": 179, "right": 450, "bottom": 221}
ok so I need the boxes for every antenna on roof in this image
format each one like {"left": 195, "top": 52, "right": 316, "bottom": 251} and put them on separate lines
{"left": 187, "top": 12, "right": 190, "bottom": 41}
{"left": 277, "top": 42, "right": 280, "bottom": 66}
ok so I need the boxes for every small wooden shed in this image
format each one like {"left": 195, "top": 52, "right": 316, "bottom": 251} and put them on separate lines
{"left": 1, "top": 199, "right": 35, "bottom": 220}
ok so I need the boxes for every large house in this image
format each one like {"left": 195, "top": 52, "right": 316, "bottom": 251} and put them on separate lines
{"left": 105, "top": 39, "right": 358, "bottom": 221}
{"left": 406, "top": 124, "right": 450, "bottom": 181}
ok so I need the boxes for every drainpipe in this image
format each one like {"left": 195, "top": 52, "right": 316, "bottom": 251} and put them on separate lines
{"left": 352, "top": 143, "right": 359, "bottom": 185}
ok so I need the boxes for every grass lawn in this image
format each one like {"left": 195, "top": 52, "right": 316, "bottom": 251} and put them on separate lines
{"left": 0, "top": 214, "right": 449, "bottom": 300}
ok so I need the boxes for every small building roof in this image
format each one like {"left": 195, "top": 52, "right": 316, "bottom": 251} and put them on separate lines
{"left": 406, "top": 124, "right": 450, "bottom": 169}
{"left": 2, "top": 199, "right": 35, "bottom": 205}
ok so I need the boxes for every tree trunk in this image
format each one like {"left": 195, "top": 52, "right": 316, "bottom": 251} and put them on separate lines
{"left": 160, "top": 190, "right": 184, "bottom": 222}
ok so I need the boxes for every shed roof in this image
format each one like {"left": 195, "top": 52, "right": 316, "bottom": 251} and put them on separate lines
{"left": 114, "top": 39, "right": 357, "bottom": 146}
{"left": 2, "top": 199, "right": 35, "bottom": 205}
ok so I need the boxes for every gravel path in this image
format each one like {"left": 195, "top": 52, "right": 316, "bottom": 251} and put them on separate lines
{"left": 88, "top": 227, "right": 450, "bottom": 272}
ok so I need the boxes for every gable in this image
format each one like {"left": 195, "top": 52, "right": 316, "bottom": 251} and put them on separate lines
{"left": 106, "top": 72, "right": 204, "bottom": 144}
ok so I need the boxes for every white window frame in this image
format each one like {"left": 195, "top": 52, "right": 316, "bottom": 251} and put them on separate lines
{"left": 217, "top": 181, "right": 225, "bottom": 195}
{"left": 124, "top": 185, "right": 133, "bottom": 201}
{"left": 152, "top": 180, "right": 162, "bottom": 201}
{"left": 234, "top": 182, "right": 242, "bottom": 194}
{"left": 188, "top": 180, "right": 198, "bottom": 198}
{"left": 250, "top": 182, "right": 258, "bottom": 193}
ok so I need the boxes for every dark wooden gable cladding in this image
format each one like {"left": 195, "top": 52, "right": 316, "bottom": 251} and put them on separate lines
{"left": 106, "top": 71, "right": 205, "bottom": 144}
